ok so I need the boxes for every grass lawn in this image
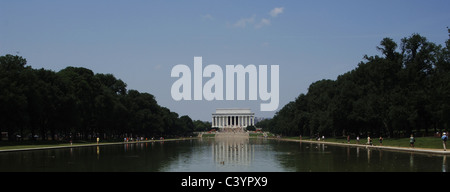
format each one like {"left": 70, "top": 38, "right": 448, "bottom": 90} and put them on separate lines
{"left": 249, "top": 133, "right": 274, "bottom": 137}
{"left": 201, "top": 134, "right": 216, "bottom": 138}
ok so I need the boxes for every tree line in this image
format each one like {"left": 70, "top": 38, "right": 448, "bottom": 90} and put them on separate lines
{"left": 0, "top": 55, "right": 210, "bottom": 141}
{"left": 258, "top": 32, "right": 450, "bottom": 138}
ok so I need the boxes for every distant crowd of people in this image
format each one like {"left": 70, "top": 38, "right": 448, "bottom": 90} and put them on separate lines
{"left": 122, "top": 137, "right": 164, "bottom": 142}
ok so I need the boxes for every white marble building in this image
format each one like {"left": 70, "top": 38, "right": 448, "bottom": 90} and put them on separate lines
{"left": 211, "top": 108, "right": 255, "bottom": 131}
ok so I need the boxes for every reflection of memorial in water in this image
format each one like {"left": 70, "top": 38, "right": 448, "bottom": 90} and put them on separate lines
{"left": 211, "top": 137, "right": 254, "bottom": 166}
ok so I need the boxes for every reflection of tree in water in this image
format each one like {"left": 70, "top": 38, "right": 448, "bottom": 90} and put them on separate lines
{"left": 272, "top": 141, "right": 386, "bottom": 172}
{"left": 270, "top": 140, "right": 330, "bottom": 172}
{"left": 271, "top": 140, "right": 450, "bottom": 172}
{"left": 94, "top": 140, "right": 198, "bottom": 172}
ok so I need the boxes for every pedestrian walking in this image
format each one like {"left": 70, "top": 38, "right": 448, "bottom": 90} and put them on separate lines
{"left": 356, "top": 136, "right": 360, "bottom": 144}
{"left": 347, "top": 135, "right": 350, "bottom": 144}
{"left": 367, "top": 136, "right": 372, "bottom": 145}
{"left": 379, "top": 136, "right": 383, "bottom": 146}
{"left": 97, "top": 137, "right": 100, "bottom": 145}
{"left": 442, "top": 132, "right": 448, "bottom": 151}
{"left": 409, "top": 134, "right": 415, "bottom": 148}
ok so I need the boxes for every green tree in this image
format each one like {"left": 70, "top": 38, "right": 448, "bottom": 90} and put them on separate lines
{"left": 0, "top": 55, "right": 30, "bottom": 141}
{"left": 264, "top": 32, "right": 449, "bottom": 139}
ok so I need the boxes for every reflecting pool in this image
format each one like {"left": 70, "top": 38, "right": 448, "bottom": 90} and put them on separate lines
{"left": 0, "top": 138, "right": 448, "bottom": 172}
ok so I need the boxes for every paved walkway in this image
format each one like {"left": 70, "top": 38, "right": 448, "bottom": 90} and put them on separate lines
{"left": 274, "top": 138, "right": 450, "bottom": 155}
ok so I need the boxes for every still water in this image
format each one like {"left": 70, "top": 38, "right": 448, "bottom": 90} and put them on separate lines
{"left": 0, "top": 138, "right": 448, "bottom": 172}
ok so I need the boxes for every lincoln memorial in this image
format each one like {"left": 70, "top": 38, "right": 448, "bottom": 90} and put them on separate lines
{"left": 212, "top": 108, "right": 255, "bottom": 132}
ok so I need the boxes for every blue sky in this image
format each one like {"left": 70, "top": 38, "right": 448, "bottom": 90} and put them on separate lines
{"left": 1, "top": 0, "right": 449, "bottom": 121}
